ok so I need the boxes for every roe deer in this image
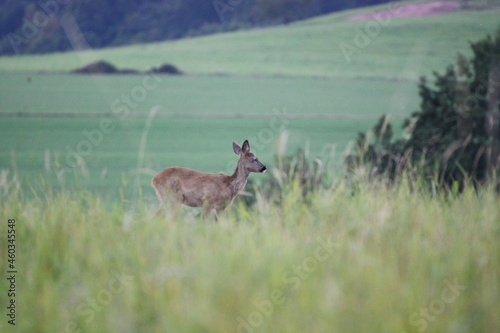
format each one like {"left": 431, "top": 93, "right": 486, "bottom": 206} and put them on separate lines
{"left": 152, "top": 140, "right": 266, "bottom": 219}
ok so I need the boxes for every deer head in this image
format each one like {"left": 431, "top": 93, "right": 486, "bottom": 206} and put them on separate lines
{"left": 233, "top": 140, "right": 267, "bottom": 173}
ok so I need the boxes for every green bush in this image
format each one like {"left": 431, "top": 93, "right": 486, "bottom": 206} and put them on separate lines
{"left": 346, "top": 28, "right": 500, "bottom": 189}
{"left": 240, "top": 144, "right": 332, "bottom": 208}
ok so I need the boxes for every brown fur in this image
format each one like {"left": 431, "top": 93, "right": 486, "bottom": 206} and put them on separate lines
{"left": 152, "top": 140, "right": 266, "bottom": 219}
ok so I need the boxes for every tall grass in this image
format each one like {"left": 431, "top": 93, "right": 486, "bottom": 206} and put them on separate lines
{"left": 0, "top": 170, "right": 498, "bottom": 333}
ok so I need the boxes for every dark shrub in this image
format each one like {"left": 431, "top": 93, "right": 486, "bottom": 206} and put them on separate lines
{"left": 346, "top": 28, "right": 500, "bottom": 189}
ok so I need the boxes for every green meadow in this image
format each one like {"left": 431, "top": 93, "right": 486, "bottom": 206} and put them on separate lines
{"left": 1, "top": 1, "right": 499, "bottom": 197}
{"left": 0, "top": 74, "right": 414, "bottom": 198}
{"left": 0, "top": 74, "right": 418, "bottom": 115}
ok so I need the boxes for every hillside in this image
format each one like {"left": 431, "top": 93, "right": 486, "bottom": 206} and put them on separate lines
{"left": 0, "top": 0, "right": 499, "bottom": 80}
{"left": 0, "top": 0, "right": 393, "bottom": 55}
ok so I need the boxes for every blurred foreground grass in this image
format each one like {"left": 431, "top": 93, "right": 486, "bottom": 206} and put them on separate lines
{"left": 0, "top": 175, "right": 498, "bottom": 333}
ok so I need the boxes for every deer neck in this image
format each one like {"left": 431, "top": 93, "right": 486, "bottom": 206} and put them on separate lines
{"left": 230, "top": 161, "right": 250, "bottom": 196}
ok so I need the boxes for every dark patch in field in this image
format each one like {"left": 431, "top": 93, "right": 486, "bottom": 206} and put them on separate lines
{"left": 71, "top": 61, "right": 183, "bottom": 75}
{"left": 71, "top": 61, "right": 139, "bottom": 74}
{"left": 148, "top": 64, "right": 183, "bottom": 75}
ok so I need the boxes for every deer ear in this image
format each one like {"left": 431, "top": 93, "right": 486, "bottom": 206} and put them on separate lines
{"left": 233, "top": 141, "right": 242, "bottom": 155}
{"left": 242, "top": 140, "right": 250, "bottom": 154}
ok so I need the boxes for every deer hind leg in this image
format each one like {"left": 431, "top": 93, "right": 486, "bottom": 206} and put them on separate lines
{"left": 163, "top": 201, "right": 179, "bottom": 221}
{"left": 157, "top": 192, "right": 182, "bottom": 221}
{"left": 153, "top": 180, "right": 182, "bottom": 219}
{"left": 152, "top": 185, "right": 165, "bottom": 217}
{"left": 155, "top": 201, "right": 165, "bottom": 217}
{"left": 155, "top": 197, "right": 181, "bottom": 220}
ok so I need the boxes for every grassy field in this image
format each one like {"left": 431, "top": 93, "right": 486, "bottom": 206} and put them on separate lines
{"left": 0, "top": 74, "right": 419, "bottom": 115}
{"left": 0, "top": 177, "right": 498, "bottom": 333}
{"left": 0, "top": 74, "right": 413, "bottom": 199}
{"left": 0, "top": 1, "right": 499, "bottom": 80}
{"left": 0, "top": 0, "right": 498, "bottom": 198}
{"left": 0, "top": 1, "right": 498, "bottom": 332}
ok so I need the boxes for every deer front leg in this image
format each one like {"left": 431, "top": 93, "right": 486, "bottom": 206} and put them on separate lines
{"left": 202, "top": 206, "right": 213, "bottom": 220}
{"left": 202, "top": 205, "right": 223, "bottom": 221}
